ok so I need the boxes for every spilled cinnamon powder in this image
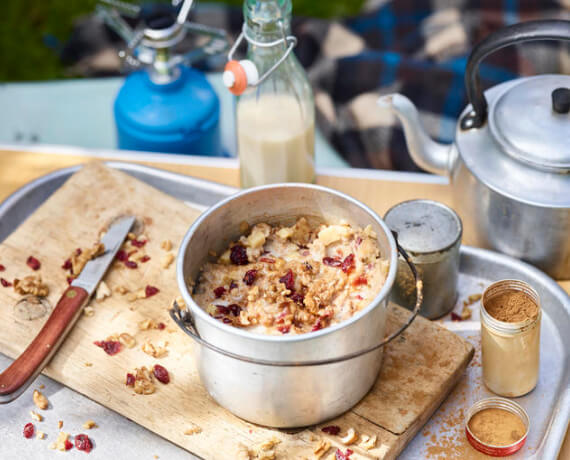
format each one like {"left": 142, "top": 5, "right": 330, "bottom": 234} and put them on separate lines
{"left": 468, "top": 408, "right": 526, "bottom": 446}
{"left": 484, "top": 290, "right": 538, "bottom": 323}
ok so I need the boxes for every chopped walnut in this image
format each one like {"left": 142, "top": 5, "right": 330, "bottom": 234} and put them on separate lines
{"left": 53, "top": 431, "right": 70, "bottom": 451}
{"left": 161, "top": 252, "right": 175, "bottom": 269}
{"left": 33, "top": 390, "right": 48, "bottom": 410}
{"left": 359, "top": 434, "right": 377, "bottom": 450}
{"left": 464, "top": 293, "right": 482, "bottom": 306}
{"left": 183, "top": 423, "right": 202, "bottom": 435}
{"left": 340, "top": 428, "right": 358, "bottom": 445}
{"left": 460, "top": 305, "right": 472, "bottom": 320}
{"left": 30, "top": 411, "right": 43, "bottom": 422}
{"left": 84, "top": 362, "right": 93, "bottom": 367}
{"left": 119, "top": 332, "right": 136, "bottom": 348}
{"left": 36, "top": 431, "right": 46, "bottom": 440}
{"left": 133, "top": 366, "right": 156, "bottom": 395}
{"left": 95, "top": 281, "right": 111, "bottom": 301}
{"left": 138, "top": 319, "right": 157, "bottom": 330}
{"left": 84, "top": 306, "right": 95, "bottom": 317}
{"left": 141, "top": 340, "right": 168, "bottom": 358}
{"left": 71, "top": 243, "right": 105, "bottom": 275}
{"left": 14, "top": 275, "right": 49, "bottom": 297}
{"left": 82, "top": 420, "right": 98, "bottom": 429}
{"left": 170, "top": 296, "right": 185, "bottom": 309}
{"left": 127, "top": 232, "right": 136, "bottom": 241}
{"left": 115, "top": 285, "right": 129, "bottom": 295}
{"left": 313, "top": 439, "right": 331, "bottom": 459}
{"left": 160, "top": 240, "right": 172, "bottom": 251}
{"left": 128, "top": 289, "right": 146, "bottom": 302}
{"left": 257, "top": 437, "right": 281, "bottom": 451}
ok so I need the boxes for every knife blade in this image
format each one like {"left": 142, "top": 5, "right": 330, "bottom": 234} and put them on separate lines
{"left": 72, "top": 216, "right": 136, "bottom": 295}
{"left": 0, "top": 215, "right": 135, "bottom": 403}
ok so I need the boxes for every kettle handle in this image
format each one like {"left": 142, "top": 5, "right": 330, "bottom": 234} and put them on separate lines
{"left": 461, "top": 20, "right": 570, "bottom": 130}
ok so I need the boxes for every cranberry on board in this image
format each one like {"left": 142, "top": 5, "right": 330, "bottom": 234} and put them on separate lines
{"left": 124, "top": 260, "right": 138, "bottom": 269}
{"left": 145, "top": 285, "right": 159, "bottom": 297}
{"left": 94, "top": 340, "right": 122, "bottom": 356}
{"left": 131, "top": 239, "right": 147, "bottom": 248}
{"left": 125, "top": 373, "right": 135, "bottom": 386}
{"left": 75, "top": 434, "right": 93, "bottom": 453}
{"left": 1, "top": 278, "right": 12, "bottom": 287}
{"left": 321, "top": 425, "right": 341, "bottom": 435}
{"left": 153, "top": 364, "right": 170, "bottom": 384}
{"left": 64, "top": 439, "right": 73, "bottom": 450}
{"left": 26, "top": 256, "right": 41, "bottom": 270}
{"left": 336, "top": 448, "right": 353, "bottom": 460}
{"left": 23, "top": 423, "right": 34, "bottom": 439}
{"left": 0, "top": 264, "right": 5, "bottom": 271}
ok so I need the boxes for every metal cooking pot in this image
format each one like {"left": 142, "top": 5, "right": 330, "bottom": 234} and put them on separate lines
{"left": 172, "top": 184, "right": 422, "bottom": 427}
{"left": 378, "top": 20, "right": 570, "bottom": 279}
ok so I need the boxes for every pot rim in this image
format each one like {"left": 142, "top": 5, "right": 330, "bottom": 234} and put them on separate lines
{"left": 176, "top": 182, "right": 398, "bottom": 344}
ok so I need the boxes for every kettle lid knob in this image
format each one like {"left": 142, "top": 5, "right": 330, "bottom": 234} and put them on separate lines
{"left": 552, "top": 87, "right": 570, "bottom": 114}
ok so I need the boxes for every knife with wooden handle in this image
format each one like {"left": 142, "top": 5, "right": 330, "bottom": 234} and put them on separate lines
{"left": 0, "top": 216, "right": 135, "bottom": 403}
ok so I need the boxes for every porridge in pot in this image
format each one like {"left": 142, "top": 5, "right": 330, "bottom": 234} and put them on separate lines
{"left": 191, "top": 218, "right": 390, "bottom": 335}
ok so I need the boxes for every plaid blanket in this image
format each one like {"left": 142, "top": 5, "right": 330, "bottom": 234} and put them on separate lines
{"left": 290, "top": 0, "right": 570, "bottom": 170}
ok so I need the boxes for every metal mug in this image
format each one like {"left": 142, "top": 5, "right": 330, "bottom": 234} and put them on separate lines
{"left": 172, "top": 183, "right": 422, "bottom": 427}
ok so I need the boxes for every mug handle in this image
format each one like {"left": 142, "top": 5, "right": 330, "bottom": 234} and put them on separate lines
{"left": 170, "top": 236, "right": 423, "bottom": 367}
{"left": 461, "top": 20, "right": 570, "bottom": 130}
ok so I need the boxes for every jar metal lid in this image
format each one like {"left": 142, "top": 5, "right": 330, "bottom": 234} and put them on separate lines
{"left": 465, "top": 397, "right": 530, "bottom": 457}
{"left": 384, "top": 200, "right": 462, "bottom": 254}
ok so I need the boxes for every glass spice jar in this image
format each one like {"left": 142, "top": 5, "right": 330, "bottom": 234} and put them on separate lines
{"left": 481, "top": 280, "right": 541, "bottom": 397}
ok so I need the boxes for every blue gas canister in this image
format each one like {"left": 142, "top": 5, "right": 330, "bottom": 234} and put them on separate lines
{"left": 99, "top": 0, "right": 228, "bottom": 156}
{"left": 114, "top": 65, "right": 220, "bottom": 155}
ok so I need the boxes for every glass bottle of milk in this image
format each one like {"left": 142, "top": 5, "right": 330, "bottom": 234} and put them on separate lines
{"left": 224, "top": 0, "right": 315, "bottom": 188}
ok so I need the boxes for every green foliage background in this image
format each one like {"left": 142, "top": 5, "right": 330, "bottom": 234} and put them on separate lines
{"left": 0, "top": 0, "right": 365, "bottom": 82}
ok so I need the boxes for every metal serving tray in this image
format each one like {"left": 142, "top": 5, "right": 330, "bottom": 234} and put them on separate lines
{"left": 0, "top": 162, "right": 568, "bottom": 460}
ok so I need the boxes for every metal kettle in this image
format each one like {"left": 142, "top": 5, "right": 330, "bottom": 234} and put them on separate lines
{"left": 378, "top": 20, "right": 570, "bottom": 279}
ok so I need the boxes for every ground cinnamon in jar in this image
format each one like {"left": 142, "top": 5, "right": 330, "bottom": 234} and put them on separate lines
{"left": 468, "top": 408, "right": 526, "bottom": 446}
{"left": 484, "top": 290, "right": 538, "bottom": 323}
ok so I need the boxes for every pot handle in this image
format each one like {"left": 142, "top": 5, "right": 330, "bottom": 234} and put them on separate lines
{"left": 461, "top": 20, "right": 570, "bottom": 130}
{"left": 169, "top": 238, "right": 423, "bottom": 367}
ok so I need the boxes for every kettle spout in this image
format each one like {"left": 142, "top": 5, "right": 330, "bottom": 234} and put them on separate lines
{"left": 377, "top": 94, "right": 451, "bottom": 176}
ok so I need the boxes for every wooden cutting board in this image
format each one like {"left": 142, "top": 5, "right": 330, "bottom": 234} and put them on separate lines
{"left": 0, "top": 163, "right": 473, "bottom": 459}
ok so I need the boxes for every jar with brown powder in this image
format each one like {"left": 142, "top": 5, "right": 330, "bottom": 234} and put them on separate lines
{"left": 481, "top": 280, "right": 541, "bottom": 397}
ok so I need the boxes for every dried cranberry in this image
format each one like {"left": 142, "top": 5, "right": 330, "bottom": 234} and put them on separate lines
{"left": 75, "top": 434, "right": 93, "bottom": 453}
{"left": 94, "top": 340, "right": 122, "bottom": 356}
{"left": 116, "top": 250, "right": 128, "bottom": 262}
{"left": 145, "top": 285, "right": 159, "bottom": 297}
{"left": 277, "top": 325, "right": 291, "bottom": 334}
{"left": 321, "top": 425, "right": 341, "bottom": 435}
{"left": 131, "top": 239, "right": 147, "bottom": 248}
{"left": 125, "top": 373, "right": 135, "bottom": 386}
{"left": 243, "top": 269, "right": 257, "bottom": 286}
{"left": 216, "top": 305, "right": 230, "bottom": 315}
{"left": 66, "top": 276, "right": 74, "bottom": 285}
{"left": 157, "top": 322, "right": 166, "bottom": 330}
{"left": 290, "top": 292, "right": 304, "bottom": 305}
{"left": 153, "top": 364, "right": 170, "bottom": 384}
{"left": 355, "top": 236, "right": 363, "bottom": 246}
{"left": 75, "top": 248, "right": 83, "bottom": 256}
{"left": 352, "top": 276, "right": 367, "bottom": 287}
{"left": 230, "top": 245, "right": 248, "bottom": 265}
{"left": 140, "top": 255, "right": 151, "bottom": 263}
{"left": 222, "top": 318, "right": 232, "bottom": 324}
{"left": 64, "top": 440, "right": 74, "bottom": 451}
{"left": 450, "top": 312, "right": 462, "bottom": 321}
{"left": 23, "top": 423, "right": 34, "bottom": 439}
{"left": 213, "top": 286, "right": 226, "bottom": 298}
{"left": 62, "top": 258, "right": 72, "bottom": 270}
{"left": 312, "top": 320, "right": 323, "bottom": 332}
{"left": 336, "top": 448, "right": 353, "bottom": 460}
{"left": 229, "top": 281, "right": 238, "bottom": 290}
{"left": 124, "top": 260, "right": 138, "bottom": 269}
{"left": 228, "top": 304, "right": 241, "bottom": 317}
{"left": 259, "top": 257, "right": 275, "bottom": 264}
{"left": 0, "top": 278, "right": 12, "bottom": 287}
{"left": 341, "top": 254, "right": 355, "bottom": 274}
{"left": 26, "top": 256, "right": 41, "bottom": 271}
{"left": 0, "top": 264, "right": 5, "bottom": 271}
{"left": 279, "top": 269, "right": 295, "bottom": 291}
{"left": 323, "top": 257, "right": 342, "bottom": 268}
